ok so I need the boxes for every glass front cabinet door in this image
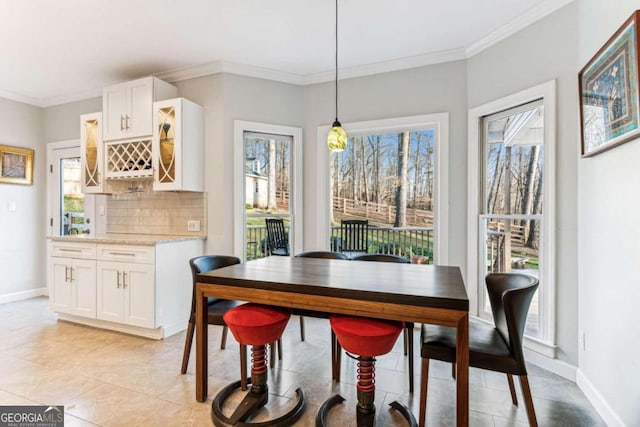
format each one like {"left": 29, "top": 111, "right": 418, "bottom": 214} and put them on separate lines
{"left": 80, "top": 112, "right": 104, "bottom": 194}
{"left": 152, "top": 98, "right": 204, "bottom": 192}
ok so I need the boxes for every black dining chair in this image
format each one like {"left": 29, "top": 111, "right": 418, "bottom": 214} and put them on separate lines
{"left": 181, "top": 255, "right": 243, "bottom": 374}
{"left": 346, "top": 253, "right": 416, "bottom": 393}
{"left": 183, "top": 255, "right": 283, "bottom": 390}
{"left": 265, "top": 218, "right": 290, "bottom": 256}
{"left": 339, "top": 219, "right": 369, "bottom": 259}
{"left": 419, "top": 273, "right": 539, "bottom": 426}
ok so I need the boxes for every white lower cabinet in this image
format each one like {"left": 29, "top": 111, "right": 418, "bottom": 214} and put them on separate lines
{"left": 97, "top": 260, "right": 154, "bottom": 328}
{"left": 48, "top": 243, "right": 97, "bottom": 318}
{"left": 47, "top": 238, "right": 203, "bottom": 339}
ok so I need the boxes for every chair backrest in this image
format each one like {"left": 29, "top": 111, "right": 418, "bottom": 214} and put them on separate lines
{"left": 340, "top": 219, "right": 369, "bottom": 253}
{"left": 295, "top": 251, "right": 348, "bottom": 260}
{"left": 188, "top": 255, "right": 241, "bottom": 313}
{"left": 265, "top": 218, "right": 290, "bottom": 255}
{"left": 352, "top": 253, "right": 409, "bottom": 263}
{"left": 485, "top": 273, "right": 538, "bottom": 370}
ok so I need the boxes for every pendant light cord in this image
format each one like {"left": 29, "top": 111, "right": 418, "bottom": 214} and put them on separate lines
{"left": 335, "top": 0, "right": 339, "bottom": 122}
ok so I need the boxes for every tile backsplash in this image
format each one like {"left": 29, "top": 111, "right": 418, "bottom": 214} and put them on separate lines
{"left": 107, "top": 191, "right": 207, "bottom": 236}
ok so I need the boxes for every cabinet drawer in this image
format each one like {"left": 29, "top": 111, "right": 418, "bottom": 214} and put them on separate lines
{"left": 97, "top": 244, "right": 155, "bottom": 264}
{"left": 50, "top": 242, "right": 96, "bottom": 259}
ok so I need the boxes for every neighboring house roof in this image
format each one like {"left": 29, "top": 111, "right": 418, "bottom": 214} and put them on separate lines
{"left": 245, "top": 165, "right": 267, "bottom": 179}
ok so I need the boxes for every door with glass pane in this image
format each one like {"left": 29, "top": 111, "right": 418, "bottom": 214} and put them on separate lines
{"left": 48, "top": 143, "right": 93, "bottom": 236}
{"left": 243, "top": 132, "right": 292, "bottom": 260}
{"left": 480, "top": 101, "right": 543, "bottom": 338}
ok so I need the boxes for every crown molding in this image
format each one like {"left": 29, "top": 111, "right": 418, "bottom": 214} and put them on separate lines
{"left": 156, "top": 60, "right": 306, "bottom": 86}
{"left": 39, "top": 87, "right": 103, "bottom": 108}
{"left": 12, "top": 0, "right": 575, "bottom": 107}
{"left": 0, "top": 89, "right": 47, "bottom": 108}
{"left": 304, "top": 48, "right": 467, "bottom": 85}
{"left": 465, "top": 0, "right": 575, "bottom": 57}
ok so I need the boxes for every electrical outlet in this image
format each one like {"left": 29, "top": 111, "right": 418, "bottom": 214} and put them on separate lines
{"left": 579, "top": 330, "right": 586, "bottom": 351}
{"left": 187, "top": 220, "right": 201, "bottom": 232}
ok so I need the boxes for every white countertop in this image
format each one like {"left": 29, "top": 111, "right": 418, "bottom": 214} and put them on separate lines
{"left": 49, "top": 233, "right": 206, "bottom": 246}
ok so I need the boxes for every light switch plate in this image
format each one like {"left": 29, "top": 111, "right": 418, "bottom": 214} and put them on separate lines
{"left": 187, "top": 220, "right": 201, "bottom": 232}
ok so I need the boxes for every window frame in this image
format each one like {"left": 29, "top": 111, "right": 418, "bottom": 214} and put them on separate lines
{"left": 467, "top": 81, "right": 557, "bottom": 357}
{"left": 316, "top": 113, "right": 449, "bottom": 265}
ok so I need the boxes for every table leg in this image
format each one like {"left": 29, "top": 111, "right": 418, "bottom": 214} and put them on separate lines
{"left": 196, "top": 286, "right": 208, "bottom": 402}
{"left": 455, "top": 313, "right": 469, "bottom": 426}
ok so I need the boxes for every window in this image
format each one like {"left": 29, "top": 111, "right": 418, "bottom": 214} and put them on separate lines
{"left": 233, "top": 121, "right": 303, "bottom": 261}
{"left": 330, "top": 130, "right": 436, "bottom": 261}
{"left": 468, "top": 82, "right": 556, "bottom": 356}
{"left": 317, "top": 113, "right": 449, "bottom": 264}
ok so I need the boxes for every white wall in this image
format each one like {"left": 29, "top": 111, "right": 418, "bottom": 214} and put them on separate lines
{"left": 303, "top": 61, "right": 468, "bottom": 264}
{"left": 174, "top": 74, "right": 304, "bottom": 254}
{"left": 577, "top": 1, "right": 640, "bottom": 425}
{"left": 0, "top": 97, "right": 45, "bottom": 301}
{"left": 467, "top": 3, "right": 580, "bottom": 366}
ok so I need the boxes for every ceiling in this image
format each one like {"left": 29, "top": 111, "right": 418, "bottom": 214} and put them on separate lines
{"left": 0, "top": 0, "right": 572, "bottom": 107}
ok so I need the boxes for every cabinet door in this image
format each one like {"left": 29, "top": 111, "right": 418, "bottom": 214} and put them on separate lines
{"left": 103, "top": 84, "right": 128, "bottom": 141}
{"left": 127, "top": 79, "right": 154, "bottom": 139}
{"left": 122, "top": 263, "right": 155, "bottom": 328}
{"left": 48, "top": 258, "right": 72, "bottom": 314}
{"left": 153, "top": 100, "right": 179, "bottom": 190}
{"left": 96, "top": 261, "right": 124, "bottom": 323}
{"left": 72, "top": 259, "right": 97, "bottom": 318}
{"left": 80, "top": 112, "right": 104, "bottom": 193}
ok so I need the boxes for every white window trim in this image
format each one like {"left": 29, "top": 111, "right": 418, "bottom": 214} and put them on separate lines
{"left": 316, "top": 113, "right": 449, "bottom": 265}
{"left": 233, "top": 120, "right": 303, "bottom": 261}
{"left": 467, "top": 81, "right": 557, "bottom": 356}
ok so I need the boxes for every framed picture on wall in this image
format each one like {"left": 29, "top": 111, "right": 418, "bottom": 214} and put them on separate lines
{"left": 0, "top": 144, "right": 34, "bottom": 185}
{"left": 579, "top": 10, "right": 640, "bottom": 157}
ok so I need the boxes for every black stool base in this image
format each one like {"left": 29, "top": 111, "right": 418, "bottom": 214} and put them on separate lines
{"left": 212, "top": 378, "right": 306, "bottom": 427}
{"left": 315, "top": 395, "right": 417, "bottom": 427}
{"left": 315, "top": 394, "right": 346, "bottom": 426}
{"left": 389, "top": 401, "right": 418, "bottom": 427}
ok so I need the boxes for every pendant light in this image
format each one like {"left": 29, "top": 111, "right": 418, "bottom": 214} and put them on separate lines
{"left": 327, "top": 0, "right": 347, "bottom": 152}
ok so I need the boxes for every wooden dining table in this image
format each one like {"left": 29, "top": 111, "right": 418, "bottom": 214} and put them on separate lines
{"left": 195, "top": 256, "right": 470, "bottom": 426}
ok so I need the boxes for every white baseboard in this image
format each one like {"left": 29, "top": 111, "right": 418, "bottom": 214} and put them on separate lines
{"left": 0, "top": 287, "right": 47, "bottom": 304}
{"left": 576, "top": 369, "right": 625, "bottom": 427}
{"left": 524, "top": 348, "right": 577, "bottom": 381}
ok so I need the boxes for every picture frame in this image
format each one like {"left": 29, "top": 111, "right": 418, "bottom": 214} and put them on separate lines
{"left": 0, "top": 144, "right": 34, "bottom": 185}
{"left": 579, "top": 10, "right": 640, "bottom": 157}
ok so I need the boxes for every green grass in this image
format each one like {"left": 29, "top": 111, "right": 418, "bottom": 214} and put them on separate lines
{"left": 64, "top": 196, "right": 84, "bottom": 213}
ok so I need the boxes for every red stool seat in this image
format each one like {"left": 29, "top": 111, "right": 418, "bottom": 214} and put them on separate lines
{"left": 224, "top": 303, "right": 290, "bottom": 346}
{"left": 330, "top": 315, "right": 403, "bottom": 357}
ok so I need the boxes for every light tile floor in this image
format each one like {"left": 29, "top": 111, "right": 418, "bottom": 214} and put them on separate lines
{"left": 0, "top": 297, "right": 604, "bottom": 426}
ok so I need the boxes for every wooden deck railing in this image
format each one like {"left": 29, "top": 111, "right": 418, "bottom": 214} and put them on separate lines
{"left": 245, "top": 224, "right": 433, "bottom": 262}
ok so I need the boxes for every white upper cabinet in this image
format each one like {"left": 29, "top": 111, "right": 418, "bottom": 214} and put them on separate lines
{"left": 152, "top": 98, "right": 204, "bottom": 191}
{"left": 80, "top": 112, "right": 104, "bottom": 193}
{"left": 102, "top": 77, "right": 177, "bottom": 141}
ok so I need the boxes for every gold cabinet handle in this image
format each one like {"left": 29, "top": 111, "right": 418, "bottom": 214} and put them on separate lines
{"left": 65, "top": 266, "right": 69, "bottom": 283}
{"left": 125, "top": 115, "right": 130, "bottom": 130}
{"left": 122, "top": 272, "right": 128, "bottom": 288}
{"left": 120, "top": 115, "right": 125, "bottom": 131}
{"left": 69, "top": 267, "right": 74, "bottom": 283}
{"left": 116, "top": 271, "right": 121, "bottom": 288}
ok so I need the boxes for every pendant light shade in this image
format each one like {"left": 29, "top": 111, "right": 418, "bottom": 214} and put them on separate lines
{"left": 328, "top": 119, "right": 347, "bottom": 152}
{"left": 328, "top": 0, "right": 347, "bottom": 152}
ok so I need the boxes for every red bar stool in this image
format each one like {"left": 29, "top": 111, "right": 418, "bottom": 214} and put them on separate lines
{"left": 316, "top": 315, "right": 417, "bottom": 427}
{"left": 211, "top": 303, "right": 306, "bottom": 426}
